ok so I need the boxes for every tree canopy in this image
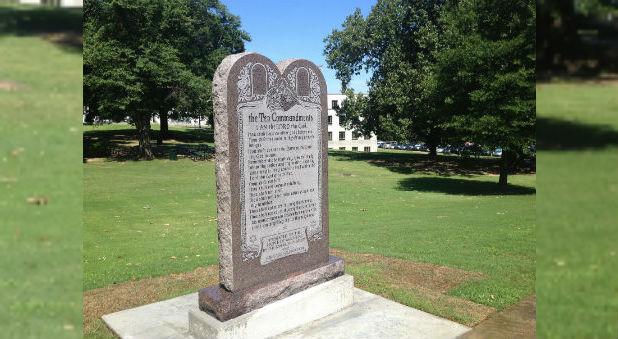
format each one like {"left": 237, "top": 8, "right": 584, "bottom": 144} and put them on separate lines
{"left": 324, "top": 0, "right": 447, "bottom": 153}
{"left": 324, "top": 0, "right": 535, "bottom": 184}
{"left": 83, "top": 0, "right": 249, "bottom": 158}
{"left": 434, "top": 0, "right": 535, "bottom": 184}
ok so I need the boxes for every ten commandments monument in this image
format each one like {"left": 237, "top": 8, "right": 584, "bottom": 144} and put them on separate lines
{"left": 101, "top": 52, "right": 472, "bottom": 339}
{"left": 189, "top": 53, "right": 353, "bottom": 338}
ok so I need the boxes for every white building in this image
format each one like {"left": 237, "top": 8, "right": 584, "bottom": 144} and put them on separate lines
{"left": 327, "top": 94, "right": 378, "bottom": 152}
{"left": 151, "top": 115, "right": 207, "bottom": 128}
{"left": 19, "top": 0, "right": 82, "bottom": 7}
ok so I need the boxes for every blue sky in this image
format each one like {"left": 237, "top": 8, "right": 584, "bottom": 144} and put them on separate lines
{"left": 222, "top": 0, "right": 376, "bottom": 94}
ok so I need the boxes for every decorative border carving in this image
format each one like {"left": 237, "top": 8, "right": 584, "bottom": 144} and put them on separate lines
{"left": 286, "top": 66, "right": 321, "bottom": 104}
{"left": 238, "top": 62, "right": 280, "bottom": 104}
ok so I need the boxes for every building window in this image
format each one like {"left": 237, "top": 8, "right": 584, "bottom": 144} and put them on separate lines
{"left": 352, "top": 132, "right": 359, "bottom": 140}
{"left": 332, "top": 100, "right": 339, "bottom": 109}
{"left": 328, "top": 115, "right": 332, "bottom": 125}
{"left": 352, "top": 147, "right": 358, "bottom": 151}
{"left": 328, "top": 132, "right": 332, "bottom": 141}
{"left": 339, "top": 147, "right": 346, "bottom": 150}
{"left": 339, "top": 132, "right": 345, "bottom": 141}
{"left": 364, "top": 147, "right": 371, "bottom": 152}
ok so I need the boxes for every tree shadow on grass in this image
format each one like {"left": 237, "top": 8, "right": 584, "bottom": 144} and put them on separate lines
{"left": 83, "top": 127, "right": 214, "bottom": 161}
{"left": 166, "top": 128, "right": 214, "bottom": 143}
{"left": 328, "top": 150, "right": 524, "bottom": 176}
{"left": 0, "top": 5, "right": 82, "bottom": 52}
{"left": 537, "top": 117, "right": 617, "bottom": 150}
{"left": 397, "top": 176, "right": 536, "bottom": 196}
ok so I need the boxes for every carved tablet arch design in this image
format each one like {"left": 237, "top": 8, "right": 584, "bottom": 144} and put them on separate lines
{"left": 251, "top": 63, "right": 267, "bottom": 96}
{"left": 296, "top": 67, "right": 310, "bottom": 97}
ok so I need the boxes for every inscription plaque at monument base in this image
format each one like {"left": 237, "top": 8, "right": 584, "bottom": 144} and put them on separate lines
{"left": 196, "top": 52, "right": 346, "bottom": 324}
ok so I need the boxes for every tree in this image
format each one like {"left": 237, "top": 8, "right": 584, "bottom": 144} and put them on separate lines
{"left": 84, "top": 0, "right": 249, "bottom": 159}
{"left": 434, "top": 0, "right": 535, "bottom": 185}
{"left": 325, "top": 0, "right": 535, "bottom": 185}
{"left": 323, "top": 0, "right": 447, "bottom": 155}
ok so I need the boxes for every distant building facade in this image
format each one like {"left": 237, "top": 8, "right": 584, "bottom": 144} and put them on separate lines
{"left": 327, "top": 94, "right": 378, "bottom": 152}
{"left": 19, "top": 0, "right": 82, "bottom": 7}
{"left": 151, "top": 115, "right": 207, "bottom": 127}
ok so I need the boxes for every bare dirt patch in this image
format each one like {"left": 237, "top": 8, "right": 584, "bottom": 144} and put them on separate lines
{"left": 0, "top": 80, "right": 30, "bottom": 91}
{"left": 330, "top": 248, "right": 496, "bottom": 326}
{"left": 459, "top": 295, "right": 535, "bottom": 339}
{"left": 400, "top": 285, "right": 497, "bottom": 326}
{"left": 83, "top": 266, "right": 218, "bottom": 337}
{"left": 330, "top": 248, "right": 487, "bottom": 292}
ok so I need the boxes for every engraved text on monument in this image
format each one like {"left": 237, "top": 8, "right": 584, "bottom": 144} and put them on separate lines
{"left": 237, "top": 63, "right": 322, "bottom": 265}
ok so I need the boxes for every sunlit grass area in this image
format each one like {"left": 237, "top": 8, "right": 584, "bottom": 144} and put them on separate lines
{"left": 83, "top": 123, "right": 534, "bottom": 339}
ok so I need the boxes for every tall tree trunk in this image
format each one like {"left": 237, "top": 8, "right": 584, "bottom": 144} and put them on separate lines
{"left": 426, "top": 130, "right": 438, "bottom": 156}
{"left": 157, "top": 108, "right": 169, "bottom": 145}
{"left": 427, "top": 143, "right": 437, "bottom": 156}
{"left": 499, "top": 149, "right": 509, "bottom": 186}
{"left": 207, "top": 113, "right": 214, "bottom": 128}
{"left": 135, "top": 115, "right": 154, "bottom": 160}
{"left": 160, "top": 108, "right": 169, "bottom": 138}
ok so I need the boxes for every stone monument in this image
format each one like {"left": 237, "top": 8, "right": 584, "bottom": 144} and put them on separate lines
{"left": 189, "top": 52, "right": 352, "bottom": 338}
{"left": 101, "top": 52, "right": 473, "bottom": 339}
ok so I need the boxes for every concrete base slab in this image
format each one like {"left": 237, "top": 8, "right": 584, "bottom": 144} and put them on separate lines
{"left": 102, "top": 276, "right": 470, "bottom": 339}
{"left": 274, "top": 288, "right": 470, "bottom": 339}
{"left": 102, "top": 293, "right": 196, "bottom": 339}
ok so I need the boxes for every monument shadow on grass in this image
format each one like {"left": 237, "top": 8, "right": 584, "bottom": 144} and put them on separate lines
{"left": 397, "top": 176, "right": 536, "bottom": 196}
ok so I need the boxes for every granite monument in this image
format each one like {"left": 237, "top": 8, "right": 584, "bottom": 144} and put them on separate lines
{"left": 197, "top": 52, "right": 346, "bottom": 322}
{"left": 100, "top": 52, "right": 467, "bottom": 339}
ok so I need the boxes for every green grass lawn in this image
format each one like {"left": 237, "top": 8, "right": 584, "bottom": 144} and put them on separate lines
{"left": 83, "top": 157, "right": 220, "bottom": 288}
{"left": 327, "top": 152, "right": 534, "bottom": 311}
{"left": 84, "top": 124, "right": 535, "bottom": 321}
{"left": 536, "top": 82, "right": 618, "bottom": 339}
{"left": 0, "top": 35, "right": 82, "bottom": 338}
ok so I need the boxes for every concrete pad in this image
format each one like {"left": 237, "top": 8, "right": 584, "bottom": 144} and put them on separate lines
{"left": 273, "top": 288, "right": 470, "bottom": 339}
{"left": 102, "top": 293, "right": 195, "bottom": 339}
{"left": 103, "top": 277, "right": 470, "bottom": 339}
